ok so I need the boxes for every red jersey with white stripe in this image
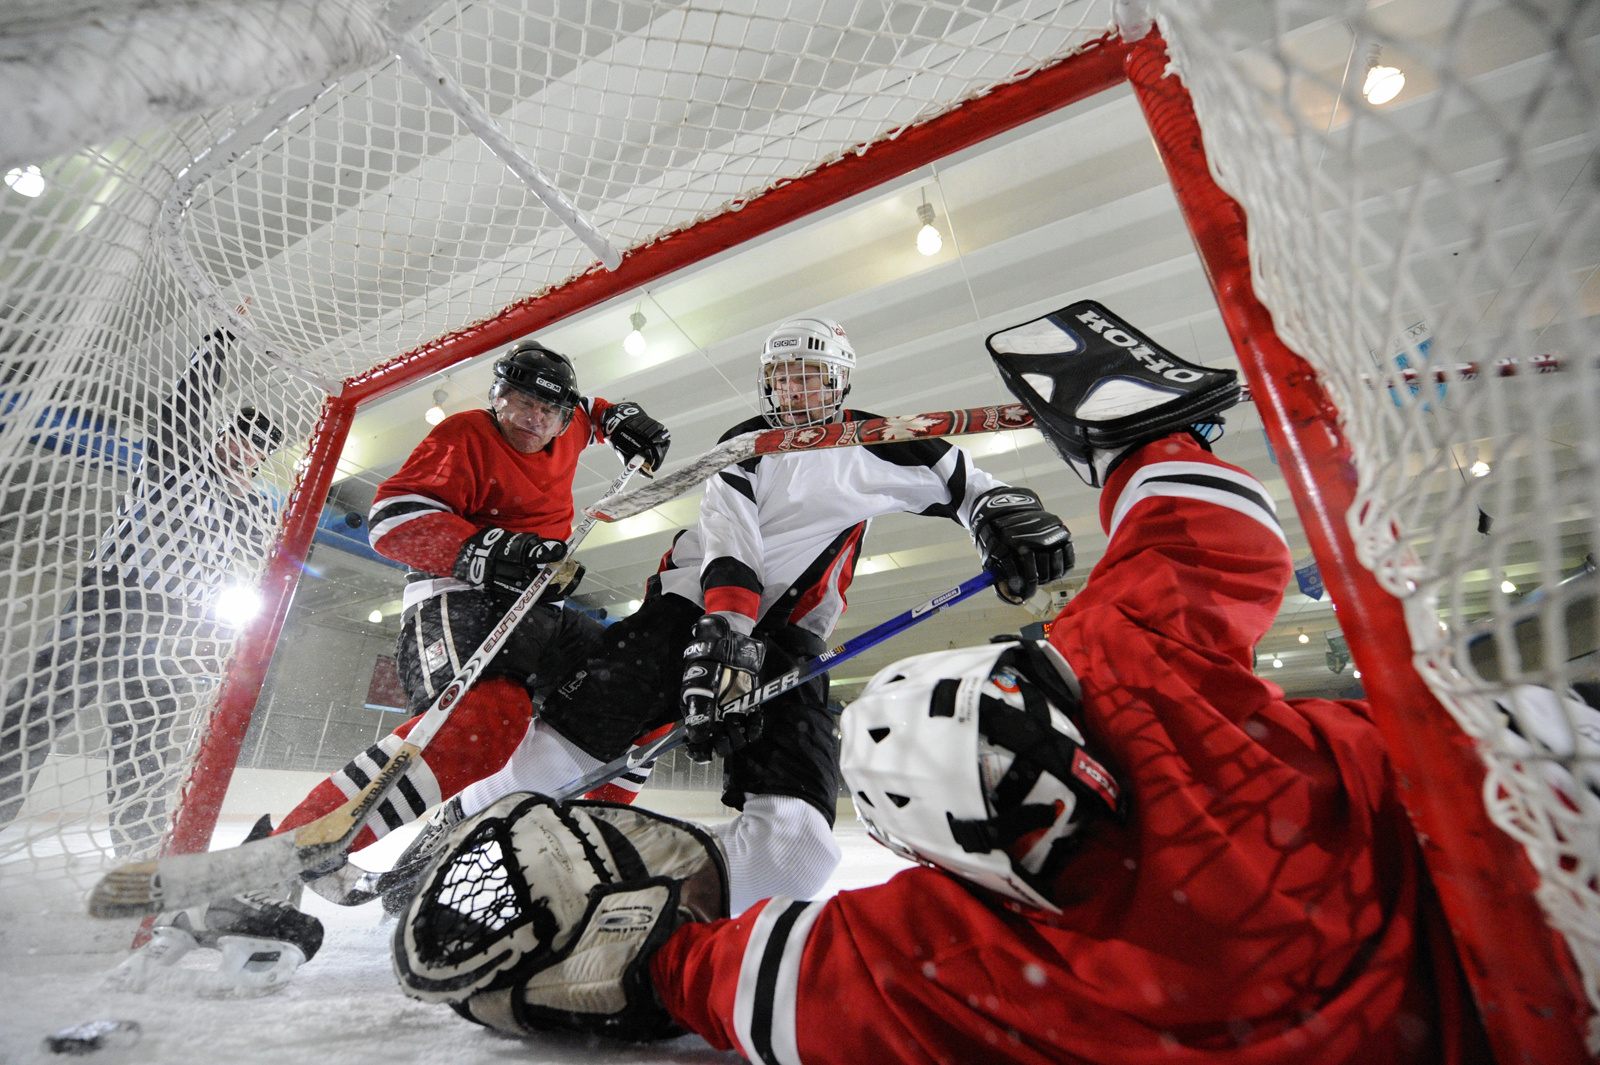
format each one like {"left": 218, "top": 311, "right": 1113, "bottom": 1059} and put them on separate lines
{"left": 365, "top": 403, "right": 612, "bottom": 579}
{"left": 655, "top": 411, "right": 1005, "bottom": 639}
{"left": 651, "top": 434, "right": 1487, "bottom": 1065}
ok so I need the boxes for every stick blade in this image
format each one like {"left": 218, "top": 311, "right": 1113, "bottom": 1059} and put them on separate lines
{"left": 87, "top": 833, "right": 313, "bottom": 918}
{"left": 586, "top": 435, "right": 759, "bottom": 521}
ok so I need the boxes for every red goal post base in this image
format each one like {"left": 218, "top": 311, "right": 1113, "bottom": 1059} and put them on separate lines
{"left": 167, "top": 28, "right": 1590, "bottom": 1061}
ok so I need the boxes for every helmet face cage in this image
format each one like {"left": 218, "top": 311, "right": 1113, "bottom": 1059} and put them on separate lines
{"left": 758, "top": 317, "right": 856, "bottom": 428}
{"left": 758, "top": 358, "right": 850, "bottom": 428}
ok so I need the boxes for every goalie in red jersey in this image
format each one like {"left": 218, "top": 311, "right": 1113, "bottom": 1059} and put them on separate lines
{"left": 391, "top": 303, "right": 1490, "bottom": 1064}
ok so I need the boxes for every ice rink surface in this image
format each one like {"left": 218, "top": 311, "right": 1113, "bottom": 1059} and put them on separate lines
{"left": 0, "top": 810, "right": 915, "bottom": 1065}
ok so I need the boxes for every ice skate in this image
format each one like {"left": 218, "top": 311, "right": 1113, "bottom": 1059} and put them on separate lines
{"left": 987, "top": 299, "right": 1240, "bottom": 486}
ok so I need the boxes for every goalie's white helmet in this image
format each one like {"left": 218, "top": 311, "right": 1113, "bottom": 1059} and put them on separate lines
{"left": 758, "top": 316, "right": 856, "bottom": 428}
{"left": 840, "top": 639, "right": 1123, "bottom": 912}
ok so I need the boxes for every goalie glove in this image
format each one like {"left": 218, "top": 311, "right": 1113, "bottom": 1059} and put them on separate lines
{"left": 970, "top": 487, "right": 1074, "bottom": 605}
{"left": 600, "top": 401, "right": 671, "bottom": 473}
{"left": 393, "top": 794, "right": 728, "bottom": 1042}
{"left": 452, "top": 527, "right": 568, "bottom": 597}
{"left": 680, "top": 615, "right": 766, "bottom": 763}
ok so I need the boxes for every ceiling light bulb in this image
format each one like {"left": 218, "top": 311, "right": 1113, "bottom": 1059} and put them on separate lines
{"left": 627, "top": 599, "right": 642, "bottom": 612}
{"left": 1298, "top": 631, "right": 1310, "bottom": 644}
{"left": 1501, "top": 580, "right": 1517, "bottom": 594}
{"left": 424, "top": 387, "right": 449, "bottom": 426}
{"left": 1470, "top": 460, "right": 1490, "bottom": 477}
{"left": 368, "top": 609, "right": 383, "bottom": 623}
{"left": 5, "top": 165, "right": 45, "bottom": 198}
{"left": 1272, "top": 656, "right": 1283, "bottom": 668}
{"left": 1353, "top": 669, "right": 1362, "bottom": 679}
{"left": 624, "top": 310, "right": 648, "bottom": 357}
{"left": 1363, "top": 65, "right": 1405, "bottom": 105}
{"left": 915, "top": 202, "right": 942, "bottom": 256}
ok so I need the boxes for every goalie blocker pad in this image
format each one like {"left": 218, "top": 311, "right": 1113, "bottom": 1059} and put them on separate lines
{"left": 392, "top": 793, "right": 727, "bottom": 1042}
{"left": 987, "top": 299, "right": 1240, "bottom": 487}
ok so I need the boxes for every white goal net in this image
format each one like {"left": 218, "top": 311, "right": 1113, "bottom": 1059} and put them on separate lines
{"left": 1, "top": 0, "right": 1597, "bottom": 1047}
{"left": 1159, "top": 0, "right": 1600, "bottom": 1041}
{"left": 0, "top": 0, "right": 1116, "bottom": 883}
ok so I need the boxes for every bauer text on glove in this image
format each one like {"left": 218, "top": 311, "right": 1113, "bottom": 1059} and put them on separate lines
{"left": 680, "top": 615, "right": 766, "bottom": 762}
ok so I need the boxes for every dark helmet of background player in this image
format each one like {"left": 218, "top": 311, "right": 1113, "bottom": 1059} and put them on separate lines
{"left": 492, "top": 340, "right": 580, "bottom": 426}
{"left": 231, "top": 406, "right": 283, "bottom": 453}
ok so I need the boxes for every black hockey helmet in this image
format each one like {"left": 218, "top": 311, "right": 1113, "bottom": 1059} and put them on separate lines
{"left": 493, "top": 340, "right": 580, "bottom": 419}
{"left": 231, "top": 406, "right": 282, "bottom": 453}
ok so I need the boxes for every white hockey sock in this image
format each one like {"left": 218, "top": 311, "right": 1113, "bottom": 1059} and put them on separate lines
{"left": 709, "top": 794, "right": 841, "bottom": 914}
{"left": 458, "top": 718, "right": 605, "bottom": 817}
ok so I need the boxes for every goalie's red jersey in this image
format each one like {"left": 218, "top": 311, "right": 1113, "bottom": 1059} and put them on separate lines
{"left": 653, "top": 434, "right": 1488, "bottom": 1065}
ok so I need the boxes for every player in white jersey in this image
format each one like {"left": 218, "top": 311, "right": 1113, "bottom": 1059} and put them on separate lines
{"left": 433, "top": 317, "right": 1073, "bottom": 914}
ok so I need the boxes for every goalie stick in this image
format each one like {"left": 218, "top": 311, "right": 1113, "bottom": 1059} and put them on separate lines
{"left": 86, "top": 456, "right": 649, "bottom": 919}
{"left": 304, "top": 570, "right": 999, "bottom": 907}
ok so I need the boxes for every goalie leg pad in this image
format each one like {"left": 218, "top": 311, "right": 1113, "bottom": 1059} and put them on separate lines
{"left": 393, "top": 794, "right": 727, "bottom": 1042}
{"left": 987, "top": 299, "right": 1240, "bottom": 487}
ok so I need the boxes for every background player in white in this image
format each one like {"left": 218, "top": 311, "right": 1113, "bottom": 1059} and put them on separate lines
{"left": 395, "top": 304, "right": 1498, "bottom": 1064}
{"left": 425, "top": 316, "right": 1073, "bottom": 915}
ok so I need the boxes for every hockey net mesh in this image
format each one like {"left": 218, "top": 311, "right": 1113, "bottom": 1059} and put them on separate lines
{"left": 0, "top": 0, "right": 1116, "bottom": 889}
{"left": 1158, "top": 0, "right": 1600, "bottom": 1027}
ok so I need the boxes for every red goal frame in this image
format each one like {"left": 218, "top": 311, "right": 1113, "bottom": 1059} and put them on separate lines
{"left": 163, "top": 30, "right": 1590, "bottom": 1061}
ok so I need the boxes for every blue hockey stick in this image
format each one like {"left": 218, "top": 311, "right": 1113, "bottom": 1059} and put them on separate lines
{"left": 304, "top": 570, "right": 996, "bottom": 906}
{"left": 551, "top": 568, "right": 998, "bottom": 799}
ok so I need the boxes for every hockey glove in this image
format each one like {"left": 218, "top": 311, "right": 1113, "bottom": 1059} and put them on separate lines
{"left": 681, "top": 615, "right": 766, "bottom": 762}
{"left": 601, "top": 401, "right": 671, "bottom": 474}
{"left": 453, "top": 527, "right": 568, "bottom": 596}
{"left": 970, "top": 486, "right": 1074, "bottom": 605}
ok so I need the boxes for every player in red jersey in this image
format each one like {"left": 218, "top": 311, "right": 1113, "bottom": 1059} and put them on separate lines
{"left": 394, "top": 305, "right": 1490, "bottom": 1064}
{"left": 137, "top": 340, "right": 669, "bottom": 986}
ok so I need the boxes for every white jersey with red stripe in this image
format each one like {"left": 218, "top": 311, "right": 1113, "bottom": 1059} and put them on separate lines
{"left": 655, "top": 411, "right": 1005, "bottom": 639}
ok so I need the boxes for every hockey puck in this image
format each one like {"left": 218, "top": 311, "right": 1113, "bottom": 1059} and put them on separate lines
{"left": 43, "top": 1020, "right": 141, "bottom": 1055}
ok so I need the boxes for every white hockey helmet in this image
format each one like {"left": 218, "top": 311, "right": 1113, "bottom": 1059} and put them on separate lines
{"left": 758, "top": 316, "right": 856, "bottom": 428}
{"left": 840, "top": 639, "right": 1123, "bottom": 912}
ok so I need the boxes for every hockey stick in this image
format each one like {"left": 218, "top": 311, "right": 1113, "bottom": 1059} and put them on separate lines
{"left": 586, "top": 352, "right": 1567, "bottom": 525}
{"left": 307, "top": 570, "right": 998, "bottom": 906}
{"left": 86, "top": 456, "right": 649, "bottom": 919}
{"left": 586, "top": 405, "right": 1036, "bottom": 522}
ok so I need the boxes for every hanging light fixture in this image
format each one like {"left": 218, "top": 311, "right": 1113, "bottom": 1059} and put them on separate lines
{"left": 915, "top": 192, "right": 943, "bottom": 256}
{"left": 624, "top": 309, "right": 648, "bottom": 357}
{"left": 1297, "top": 629, "right": 1309, "bottom": 644}
{"left": 424, "top": 387, "right": 449, "bottom": 425}
{"left": 368, "top": 609, "right": 384, "bottom": 623}
{"left": 1272, "top": 655, "right": 1284, "bottom": 669}
{"left": 1361, "top": 41, "right": 1405, "bottom": 106}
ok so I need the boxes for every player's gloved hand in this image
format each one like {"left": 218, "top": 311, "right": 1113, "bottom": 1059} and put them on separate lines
{"left": 601, "top": 401, "right": 671, "bottom": 473}
{"left": 452, "top": 527, "right": 568, "bottom": 596}
{"left": 681, "top": 615, "right": 766, "bottom": 762}
{"left": 970, "top": 486, "right": 1074, "bottom": 605}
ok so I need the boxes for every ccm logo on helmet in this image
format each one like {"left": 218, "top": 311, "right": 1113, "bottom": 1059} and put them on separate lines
{"left": 770, "top": 338, "right": 799, "bottom": 348}
{"left": 1075, "top": 308, "right": 1206, "bottom": 384}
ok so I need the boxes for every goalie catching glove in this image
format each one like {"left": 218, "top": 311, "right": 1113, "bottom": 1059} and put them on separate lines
{"left": 600, "top": 401, "right": 671, "bottom": 474}
{"left": 392, "top": 793, "right": 727, "bottom": 1042}
{"left": 453, "top": 527, "right": 581, "bottom": 599}
{"left": 680, "top": 615, "right": 767, "bottom": 762}
{"left": 970, "top": 486, "right": 1073, "bottom": 604}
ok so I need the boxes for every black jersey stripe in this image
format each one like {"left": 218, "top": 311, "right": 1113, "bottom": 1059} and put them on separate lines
{"left": 749, "top": 899, "right": 810, "bottom": 1065}
{"left": 1141, "top": 472, "right": 1279, "bottom": 527}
